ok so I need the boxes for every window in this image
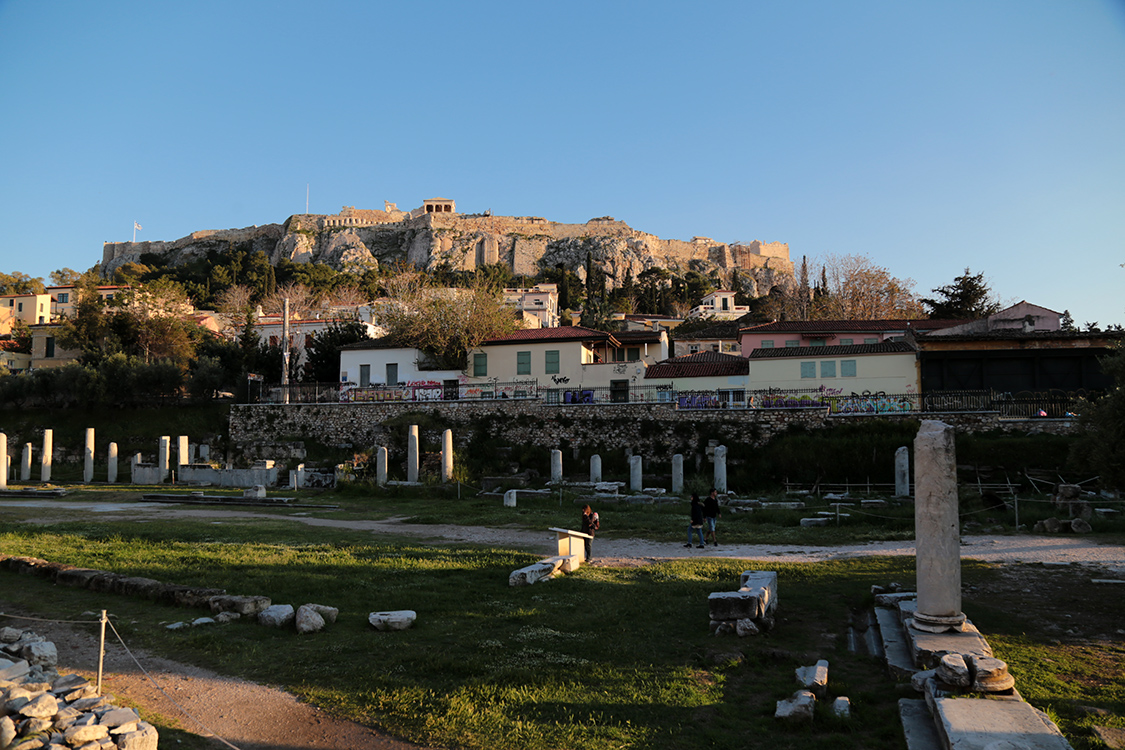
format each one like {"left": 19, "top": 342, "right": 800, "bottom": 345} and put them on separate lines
{"left": 841, "top": 360, "right": 857, "bottom": 377}
{"left": 810, "top": 338, "right": 826, "bottom": 347}
{"left": 722, "top": 343, "right": 738, "bottom": 353}
{"left": 386, "top": 363, "right": 398, "bottom": 385}
{"left": 721, "top": 297, "right": 729, "bottom": 311}
{"left": 711, "top": 344, "right": 720, "bottom": 352}
{"left": 761, "top": 340, "right": 774, "bottom": 348}
{"left": 840, "top": 338, "right": 853, "bottom": 346}
{"left": 17, "top": 302, "right": 22, "bottom": 313}
{"left": 627, "top": 347, "right": 640, "bottom": 361}
{"left": 269, "top": 335, "right": 278, "bottom": 346}
{"left": 785, "top": 340, "right": 799, "bottom": 347}
{"left": 545, "top": 350, "right": 560, "bottom": 374}
{"left": 821, "top": 361, "right": 836, "bottom": 378}
{"left": 45, "top": 337, "right": 55, "bottom": 358}
{"left": 517, "top": 351, "right": 531, "bottom": 375}
{"left": 689, "top": 345, "right": 699, "bottom": 354}
{"left": 800, "top": 361, "right": 816, "bottom": 378}
{"left": 473, "top": 353, "right": 487, "bottom": 377}
{"left": 864, "top": 337, "right": 878, "bottom": 344}
{"left": 359, "top": 364, "right": 371, "bottom": 387}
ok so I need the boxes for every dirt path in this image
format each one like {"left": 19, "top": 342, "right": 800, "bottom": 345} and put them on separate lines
{"left": 3, "top": 500, "right": 1124, "bottom": 750}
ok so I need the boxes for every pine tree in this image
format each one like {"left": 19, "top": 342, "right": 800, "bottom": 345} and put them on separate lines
{"left": 922, "top": 268, "right": 1001, "bottom": 319}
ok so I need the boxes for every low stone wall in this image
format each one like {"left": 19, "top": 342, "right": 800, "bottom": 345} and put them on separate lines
{"left": 230, "top": 402, "right": 1077, "bottom": 465}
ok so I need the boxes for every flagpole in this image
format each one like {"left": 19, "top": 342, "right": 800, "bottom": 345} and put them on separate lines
{"left": 133, "top": 223, "right": 136, "bottom": 242}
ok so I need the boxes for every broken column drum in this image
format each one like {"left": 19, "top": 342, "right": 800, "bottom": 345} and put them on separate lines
{"left": 672, "top": 453, "right": 684, "bottom": 495}
{"left": 629, "top": 455, "right": 642, "bottom": 492}
{"left": 441, "top": 429, "right": 453, "bottom": 483}
{"left": 550, "top": 449, "right": 563, "bottom": 483}
{"left": 83, "top": 428, "right": 95, "bottom": 484}
{"left": 589, "top": 454, "right": 602, "bottom": 483}
{"left": 894, "top": 446, "right": 909, "bottom": 498}
{"left": 913, "top": 420, "right": 966, "bottom": 632}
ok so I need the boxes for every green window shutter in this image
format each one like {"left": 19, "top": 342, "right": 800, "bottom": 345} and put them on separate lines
{"left": 517, "top": 351, "right": 531, "bottom": 375}
{"left": 841, "top": 359, "right": 857, "bottom": 377}
{"left": 627, "top": 347, "right": 640, "bottom": 361}
{"left": 800, "top": 361, "right": 816, "bottom": 378}
{"left": 821, "top": 361, "right": 836, "bottom": 378}
{"left": 545, "top": 350, "right": 560, "bottom": 374}
{"left": 473, "top": 353, "right": 488, "bottom": 377}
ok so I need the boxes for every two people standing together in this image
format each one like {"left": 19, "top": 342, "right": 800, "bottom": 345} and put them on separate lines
{"left": 685, "top": 488, "right": 720, "bottom": 549}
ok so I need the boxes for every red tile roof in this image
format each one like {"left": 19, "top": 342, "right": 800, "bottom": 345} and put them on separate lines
{"left": 739, "top": 319, "right": 964, "bottom": 334}
{"left": 645, "top": 351, "right": 749, "bottom": 379}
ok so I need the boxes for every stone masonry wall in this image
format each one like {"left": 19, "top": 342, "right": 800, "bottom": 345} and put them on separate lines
{"left": 229, "top": 403, "right": 1077, "bottom": 468}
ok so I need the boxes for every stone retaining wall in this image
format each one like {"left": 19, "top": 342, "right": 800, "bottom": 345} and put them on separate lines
{"left": 230, "top": 402, "right": 1077, "bottom": 464}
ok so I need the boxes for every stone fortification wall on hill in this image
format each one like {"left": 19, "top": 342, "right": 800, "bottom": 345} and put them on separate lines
{"left": 100, "top": 204, "right": 793, "bottom": 294}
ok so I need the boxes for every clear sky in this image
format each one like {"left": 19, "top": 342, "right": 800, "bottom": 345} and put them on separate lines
{"left": 1, "top": 1, "right": 1122, "bottom": 325}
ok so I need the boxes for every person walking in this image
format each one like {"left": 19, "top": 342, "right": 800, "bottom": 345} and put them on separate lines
{"left": 704, "top": 487, "right": 721, "bottom": 547}
{"left": 581, "top": 504, "right": 599, "bottom": 561}
{"left": 685, "top": 493, "right": 706, "bottom": 549}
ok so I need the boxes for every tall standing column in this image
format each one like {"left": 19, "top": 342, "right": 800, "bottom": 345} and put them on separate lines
{"left": 629, "top": 455, "right": 643, "bottom": 492}
{"left": 158, "top": 436, "right": 170, "bottom": 482}
{"left": 21, "top": 444, "right": 32, "bottom": 481}
{"left": 40, "top": 429, "right": 53, "bottom": 483}
{"left": 177, "top": 436, "right": 189, "bottom": 467}
{"left": 441, "top": 429, "right": 453, "bottom": 483}
{"left": 550, "top": 450, "right": 563, "bottom": 483}
{"left": 83, "top": 428, "right": 95, "bottom": 484}
{"left": 0, "top": 433, "right": 7, "bottom": 489}
{"left": 672, "top": 454, "right": 684, "bottom": 495}
{"left": 107, "top": 443, "right": 118, "bottom": 484}
{"left": 407, "top": 425, "right": 419, "bottom": 483}
{"left": 894, "top": 446, "right": 910, "bottom": 498}
{"left": 589, "top": 454, "right": 602, "bottom": 483}
{"left": 913, "top": 420, "right": 966, "bottom": 633}
{"left": 376, "top": 447, "right": 388, "bottom": 487}
{"left": 713, "top": 445, "right": 728, "bottom": 493}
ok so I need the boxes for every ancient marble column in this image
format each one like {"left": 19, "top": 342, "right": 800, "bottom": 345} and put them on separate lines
{"left": 0, "top": 433, "right": 7, "bottom": 489}
{"left": 296, "top": 463, "right": 306, "bottom": 489}
{"left": 21, "top": 444, "right": 31, "bottom": 481}
{"left": 441, "top": 429, "right": 453, "bottom": 483}
{"left": 894, "top": 446, "right": 910, "bottom": 498}
{"left": 157, "top": 436, "right": 170, "bottom": 475}
{"left": 132, "top": 453, "right": 142, "bottom": 484}
{"left": 40, "top": 429, "right": 53, "bottom": 482}
{"left": 107, "top": 443, "right": 118, "bottom": 484}
{"left": 83, "top": 428, "right": 95, "bottom": 484}
{"left": 913, "top": 420, "right": 966, "bottom": 633}
{"left": 376, "top": 447, "right": 388, "bottom": 487}
{"left": 629, "top": 455, "right": 642, "bottom": 492}
{"left": 713, "top": 445, "right": 728, "bottom": 493}
{"left": 589, "top": 454, "right": 602, "bottom": 484}
{"left": 407, "top": 426, "right": 419, "bottom": 483}
{"left": 672, "top": 454, "right": 684, "bottom": 495}
{"left": 177, "top": 436, "right": 189, "bottom": 467}
{"left": 550, "top": 450, "right": 563, "bottom": 483}
{"left": 199, "top": 444, "right": 211, "bottom": 463}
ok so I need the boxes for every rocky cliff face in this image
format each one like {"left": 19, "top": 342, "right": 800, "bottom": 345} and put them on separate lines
{"left": 102, "top": 212, "right": 793, "bottom": 293}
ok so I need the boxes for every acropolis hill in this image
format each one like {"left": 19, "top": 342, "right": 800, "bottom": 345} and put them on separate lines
{"left": 102, "top": 198, "right": 794, "bottom": 292}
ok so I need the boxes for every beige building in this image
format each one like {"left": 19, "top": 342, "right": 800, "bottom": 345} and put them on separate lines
{"left": 29, "top": 324, "right": 81, "bottom": 369}
{"left": 47, "top": 285, "right": 125, "bottom": 320}
{"left": 686, "top": 290, "right": 749, "bottom": 320}
{"left": 0, "top": 293, "right": 53, "bottom": 333}
{"left": 503, "top": 283, "right": 560, "bottom": 328}
{"left": 746, "top": 341, "right": 919, "bottom": 395}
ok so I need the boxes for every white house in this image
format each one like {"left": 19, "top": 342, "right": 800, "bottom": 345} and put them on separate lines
{"left": 337, "top": 338, "right": 464, "bottom": 402}
{"left": 687, "top": 290, "right": 748, "bottom": 320}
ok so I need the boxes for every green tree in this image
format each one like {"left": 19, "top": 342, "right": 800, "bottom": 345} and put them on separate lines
{"left": 302, "top": 320, "right": 373, "bottom": 382}
{"left": 922, "top": 268, "right": 1001, "bottom": 319}
{"left": 1071, "top": 345, "right": 1125, "bottom": 490}
{"left": 0, "top": 271, "right": 46, "bottom": 295}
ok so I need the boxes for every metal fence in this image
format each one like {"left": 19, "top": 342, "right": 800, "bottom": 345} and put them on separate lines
{"left": 253, "top": 381, "right": 1090, "bottom": 416}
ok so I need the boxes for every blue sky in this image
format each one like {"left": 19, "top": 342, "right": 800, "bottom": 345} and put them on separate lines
{"left": 1, "top": 1, "right": 1122, "bottom": 325}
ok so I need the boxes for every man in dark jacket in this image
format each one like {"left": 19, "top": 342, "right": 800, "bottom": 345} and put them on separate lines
{"left": 703, "top": 488, "right": 721, "bottom": 547}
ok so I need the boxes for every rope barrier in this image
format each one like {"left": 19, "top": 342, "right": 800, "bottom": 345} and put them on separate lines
{"left": 105, "top": 618, "right": 243, "bottom": 750}
{"left": 0, "top": 612, "right": 102, "bottom": 625}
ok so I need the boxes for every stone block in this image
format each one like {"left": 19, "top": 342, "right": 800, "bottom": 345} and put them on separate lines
{"left": 970, "top": 655, "right": 1015, "bottom": 692}
{"left": 115, "top": 722, "right": 159, "bottom": 750}
{"left": 18, "top": 692, "right": 58, "bottom": 718}
{"left": 775, "top": 690, "right": 816, "bottom": 721}
{"left": 52, "top": 568, "right": 102, "bottom": 589}
{"left": 800, "top": 517, "right": 829, "bottom": 527}
{"left": 509, "top": 561, "right": 556, "bottom": 586}
{"left": 99, "top": 707, "right": 140, "bottom": 727}
{"left": 368, "top": 610, "right": 416, "bottom": 631}
{"left": 708, "top": 590, "right": 762, "bottom": 621}
{"left": 831, "top": 696, "right": 851, "bottom": 718}
{"left": 295, "top": 605, "right": 326, "bottom": 634}
{"left": 929, "top": 694, "right": 1072, "bottom": 750}
{"left": 20, "top": 641, "right": 56, "bottom": 667}
{"left": 735, "top": 618, "right": 760, "bottom": 637}
{"left": 303, "top": 604, "right": 338, "bottom": 623}
{"left": 795, "top": 659, "right": 829, "bottom": 698}
{"left": 209, "top": 595, "right": 271, "bottom": 616}
{"left": 257, "top": 604, "right": 295, "bottom": 628}
{"left": 937, "top": 653, "right": 971, "bottom": 687}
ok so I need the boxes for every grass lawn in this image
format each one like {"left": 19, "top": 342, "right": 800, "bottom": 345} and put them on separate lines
{"left": 0, "top": 490, "right": 1122, "bottom": 749}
